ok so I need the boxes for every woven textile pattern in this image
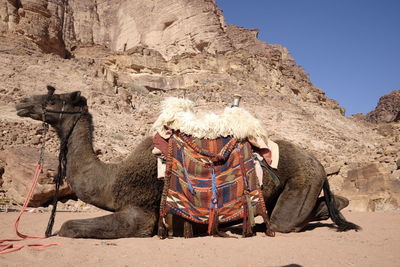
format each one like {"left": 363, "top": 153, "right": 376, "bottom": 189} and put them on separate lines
{"left": 161, "top": 132, "right": 266, "bottom": 225}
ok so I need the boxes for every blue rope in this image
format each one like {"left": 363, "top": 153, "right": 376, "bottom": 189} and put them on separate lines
{"left": 181, "top": 149, "right": 195, "bottom": 194}
{"left": 210, "top": 166, "right": 217, "bottom": 209}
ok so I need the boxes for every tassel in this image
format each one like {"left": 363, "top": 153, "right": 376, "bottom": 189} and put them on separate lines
{"left": 246, "top": 195, "right": 255, "bottom": 228}
{"left": 257, "top": 189, "right": 275, "bottom": 237}
{"left": 184, "top": 220, "right": 193, "bottom": 238}
{"left": 242, "top": 195, "right": 253, "bottom": 237}
{"left": 166, "top": 214, "right": 174, "bottom": 238}
{"left": 158, "top": 139, "right": 173, "bottom": 239}
{"left": 158, "top": 216, "right": 167, "bottom": 239}
{"left": 208, "top": 208, "right": 216, "bottom": 235}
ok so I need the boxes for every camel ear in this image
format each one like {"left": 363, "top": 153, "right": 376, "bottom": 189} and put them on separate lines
{"left": 70, "top": 91, "right": 82, "bottom": 104}
{"left": 47, "top": 85, "right": 56, "bottom": 95}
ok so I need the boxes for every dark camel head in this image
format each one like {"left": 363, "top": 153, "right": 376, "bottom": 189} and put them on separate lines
{"left": 15, "top": 85, "right": 87, "bottom": 126}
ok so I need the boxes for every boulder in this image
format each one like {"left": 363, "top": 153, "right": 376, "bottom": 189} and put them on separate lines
{"left": 325, "top": 164, "right": 341, "bottom": 175}
{"left": 0, "top": 147, "right": 74, "bottom": 207}
{"left": 342, "top": 163, "right": 400, "bottom": 211}
{"left": 0, "top": 0, "right": 66, "bottom": 56}
{"left": 366, "top": 90, "right": 400, "bottom": 123}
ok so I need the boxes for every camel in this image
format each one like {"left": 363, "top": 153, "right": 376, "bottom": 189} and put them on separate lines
{"left": 15, "top": 87, "right": 360, "bottom": 238}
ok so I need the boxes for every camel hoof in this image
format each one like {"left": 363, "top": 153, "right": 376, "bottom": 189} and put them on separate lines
{"left": 266, "top": 229, "right": 275, "bottom": 237}
{"left": 58, "top": 220, "right": 80, "bottom": 238}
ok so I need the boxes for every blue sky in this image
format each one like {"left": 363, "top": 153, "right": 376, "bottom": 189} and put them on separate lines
{"left": 217, "top": 0, "right": 400, "bottom": 115}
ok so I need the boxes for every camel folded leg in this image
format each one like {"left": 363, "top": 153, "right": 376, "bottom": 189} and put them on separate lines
{"left": 284, "top": 194, "right": 350, "bottom": 232}
{"left": 308, "top": 195, "right": 349, "bottom": 222}
{"left": 269, "top": 180, "right": 323, "bottom": 233}
{"left": 58, "top": 207, "right": 157, "bottom": 239}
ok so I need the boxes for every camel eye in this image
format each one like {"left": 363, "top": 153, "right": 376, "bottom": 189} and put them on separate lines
{"left": 46, "top": 96, "right": 58, "bottom": 105}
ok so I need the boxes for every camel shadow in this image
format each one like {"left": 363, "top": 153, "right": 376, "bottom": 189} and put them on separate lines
{"left": 222, "top": 222, "right": 337, "bottom": 235}
{"left": 299, "top": 222, "right": 337, "bottom": 232}
{"left": 221, "top": 223, "right": 264, "bottom": 235}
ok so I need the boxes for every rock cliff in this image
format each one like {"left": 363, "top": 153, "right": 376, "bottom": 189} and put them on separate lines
{"left": 0, "top": 0, "right": 398, "bottom": 211}
{"left": 1, "top": 0, "right": 233, "bottom": 58}
{"left": 366, "top": 90, "right": 400, "bottom": 123}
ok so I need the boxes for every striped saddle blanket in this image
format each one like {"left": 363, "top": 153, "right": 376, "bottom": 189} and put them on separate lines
{"left": 157, "top": 131, "right": 269, "bottom": 236}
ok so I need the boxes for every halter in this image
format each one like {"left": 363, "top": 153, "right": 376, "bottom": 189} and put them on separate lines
{"left": 41, "top": 86, "right": 86, "bottom": 237}
{"left": 45, "top": 105, "right": 84, "bottom": 115}
{"left": 42, "top": 86, "right": 85, "bottom": 119}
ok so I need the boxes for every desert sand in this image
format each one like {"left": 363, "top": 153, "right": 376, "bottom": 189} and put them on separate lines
{"left": 1, "top": 211, "right": 399, "bottom": 267}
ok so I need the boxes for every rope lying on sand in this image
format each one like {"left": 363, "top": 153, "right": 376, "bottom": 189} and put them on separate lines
{"left": 0, "top": 163, "right": 61, "bottom": 254}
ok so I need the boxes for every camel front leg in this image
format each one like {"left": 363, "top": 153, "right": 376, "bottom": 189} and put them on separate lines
{"left": 269, "top": 180, "right": 322, "bottom": 233}
{"left": 58, "top": 207, "right": 157, "bottom": 238}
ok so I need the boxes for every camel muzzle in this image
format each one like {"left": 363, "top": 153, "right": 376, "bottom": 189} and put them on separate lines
{"left": 15, "top": 101, "right": 34, "bottom": 117}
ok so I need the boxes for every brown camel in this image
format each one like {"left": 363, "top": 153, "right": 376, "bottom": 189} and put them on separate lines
{"left": 15, "top": 87, "right": 360, "bottom": 238}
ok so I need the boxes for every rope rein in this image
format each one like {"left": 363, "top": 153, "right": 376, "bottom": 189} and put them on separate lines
{"left": 0, "top": 89, "right": 86, "bottom": 254}
{"left": 45, "top": 108, "right": 84, "bottom": 237}
{"left": 43, "top": 88, "right": 86, "bottom": 236}
{"left": 0, "top": 88, "right": 62, "bottom": 254}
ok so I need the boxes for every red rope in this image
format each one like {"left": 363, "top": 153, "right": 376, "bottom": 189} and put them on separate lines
{"left": 0, "top": 163, "right": 61, "bottom": 254}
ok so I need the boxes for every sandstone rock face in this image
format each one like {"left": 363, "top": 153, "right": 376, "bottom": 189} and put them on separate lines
{"left": 0, "top": 0, "right": 66, "bottom": 56}
{"left": 0, "top": 0, "right": 233, "bottom": 59}
{"left": 0, "top": 0, "right": 336, "bottom": 108}
{"left": 366, "top": 90, "right": 400, "bottom": 123}
{"left": 63, "top": 0, "right": 235, "bottom": 58}
{"left": 0, "top": 147, "right": 73, "bottom": 207}
{"left": 0, "top": 0, "right": 398, "bottom": 211}
{"left": 340, "top": 163, "right": 400, "bottom": 211}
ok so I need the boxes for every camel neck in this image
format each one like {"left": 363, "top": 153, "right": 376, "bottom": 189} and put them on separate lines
{"left": 65, "top": 115, "right": 97, "bottom": 165}
{"left": 62, "top": 114, "right": 116, "bottom": 211}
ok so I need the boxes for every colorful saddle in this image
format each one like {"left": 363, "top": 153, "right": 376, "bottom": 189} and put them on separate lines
{"left": 156, "top": 131, "right": 273, "bottom": 237}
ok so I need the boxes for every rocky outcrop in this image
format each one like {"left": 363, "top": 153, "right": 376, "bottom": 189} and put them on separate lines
{"left": 366, "top": 90, "right": 400, "bottom": 123}
{"left": 60, "top": 0, "right": 234, "bottom": 58}
{"left": 0, "top": 0, "right": 339, "bottom": 109}
{"left": 340, "top": 163, "right": 400, "bottom": 211}
{"left": 0, "top": 147, "right": 73, "bottom": 207}
{"left": 0, "top": 0, "right": 67, "bottom": 56}
{"left": 0, "top": 0, "right": 233, "bottom": 58}
{"left": 0, "top": 0, "right": 398, "bottom": 211}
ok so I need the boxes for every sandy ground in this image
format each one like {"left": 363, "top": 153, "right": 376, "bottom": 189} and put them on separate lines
{"left": 0, "top": 211, "right": 399, "bottom": 267}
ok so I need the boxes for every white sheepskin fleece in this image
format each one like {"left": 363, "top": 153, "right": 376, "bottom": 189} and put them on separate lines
{"left": 152, "top": 97, "right": 267, "bottom": 140}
